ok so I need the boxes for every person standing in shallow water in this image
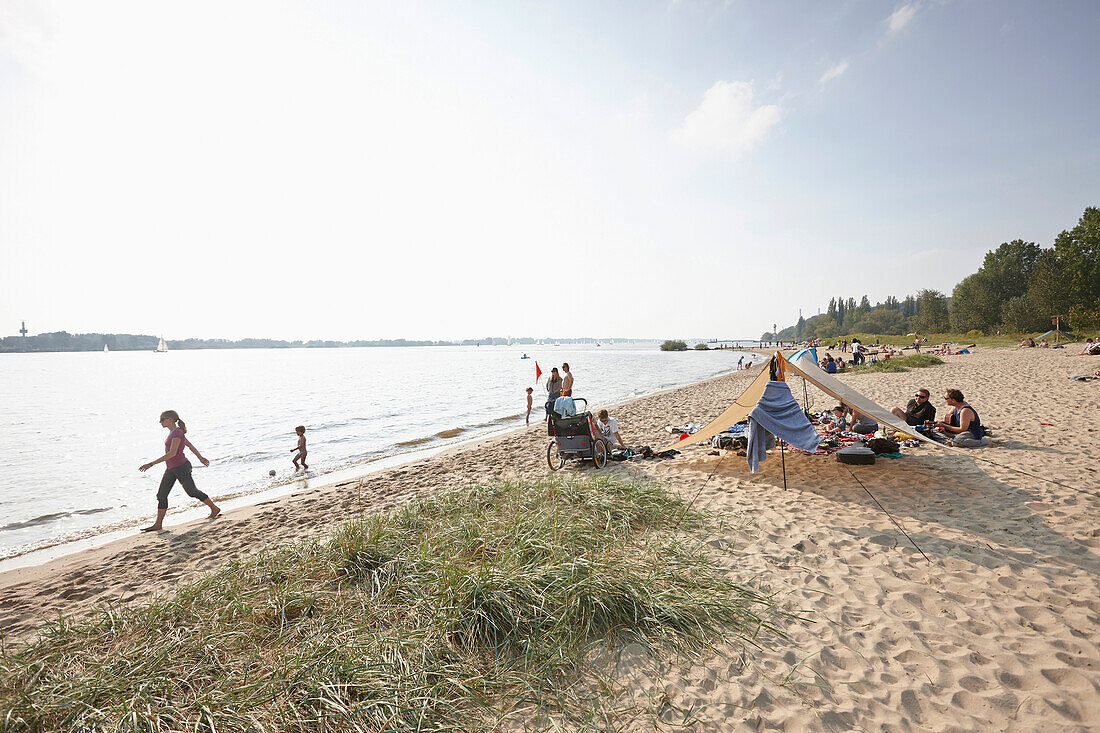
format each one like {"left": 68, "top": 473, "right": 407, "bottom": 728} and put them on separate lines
{"left": 139, "top": 410, "right": 221, "bottom": 531}
{"left": 292, "top": 425, "right": 308, "bottom": 471}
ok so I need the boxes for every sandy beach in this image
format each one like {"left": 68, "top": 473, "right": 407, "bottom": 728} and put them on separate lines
{"left": 2, "top": 346, "right": 1099, "bottom": 730}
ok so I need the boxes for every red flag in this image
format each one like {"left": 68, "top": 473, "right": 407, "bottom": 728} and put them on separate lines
{"left": 535, "top": 361, "right": 542, "bottom": 384}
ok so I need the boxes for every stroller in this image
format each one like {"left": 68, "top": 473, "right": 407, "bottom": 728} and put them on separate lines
{"left": 546, "top": 397, "right": 608, "bottom": 470}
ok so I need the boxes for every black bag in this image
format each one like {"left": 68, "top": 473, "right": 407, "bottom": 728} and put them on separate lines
{"left": 867, "top": 438, "right": 900, "bottom": 455}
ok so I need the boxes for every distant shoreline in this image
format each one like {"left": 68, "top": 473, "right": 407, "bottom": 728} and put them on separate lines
{"left": 0, "top": 337, "right": 765, "bottom": 354}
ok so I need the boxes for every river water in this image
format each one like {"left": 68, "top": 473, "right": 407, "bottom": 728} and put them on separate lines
{"left": 0, "top": 343, "right": 759, "bottom": 561}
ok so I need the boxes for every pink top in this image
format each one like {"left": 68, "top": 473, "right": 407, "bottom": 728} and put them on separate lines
{"left": 165, "top": 428, "right": 187, "bottom": 468}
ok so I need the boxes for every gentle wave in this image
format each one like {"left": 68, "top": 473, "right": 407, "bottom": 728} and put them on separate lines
{"left": 1, "top": 506, "right": 113, "bottom": 533}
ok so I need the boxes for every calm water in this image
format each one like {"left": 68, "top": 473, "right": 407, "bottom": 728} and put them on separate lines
{"left": 0, "top": 344, "right": 758, "bottom": 559}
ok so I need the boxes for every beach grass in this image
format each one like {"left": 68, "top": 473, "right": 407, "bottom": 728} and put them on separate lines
{"left": 0, "top": 476, "right": 790, "bottom": 732}
{"left": 846, "top": 354, "right": 944, "bottom": 374}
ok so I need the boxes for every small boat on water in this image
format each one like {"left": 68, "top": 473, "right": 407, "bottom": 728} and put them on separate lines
{"left": 103, "top": 344, "right": 109, "bottom": 352}
{"left": 520, "top": 353, "right": 530, "bottom": 359}
{"left": 154, "top": 336, "right": 168, "bottom": 353}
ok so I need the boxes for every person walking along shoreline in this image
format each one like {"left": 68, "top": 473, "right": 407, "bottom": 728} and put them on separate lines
{"left": 139, "top": 410, "right": 221, "bottom": 531}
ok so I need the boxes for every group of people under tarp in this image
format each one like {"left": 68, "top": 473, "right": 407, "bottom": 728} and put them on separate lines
{"left": 817, "top": 385, "right": 991, "bottom": 448}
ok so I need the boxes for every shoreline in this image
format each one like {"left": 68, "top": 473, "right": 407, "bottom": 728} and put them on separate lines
{"left": 0, "top": 356, "right": 767, "bottom": 574}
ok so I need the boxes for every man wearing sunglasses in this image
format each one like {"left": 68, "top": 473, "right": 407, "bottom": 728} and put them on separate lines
{"left": 890, "top": 389, "right": 936, "bottom": 426}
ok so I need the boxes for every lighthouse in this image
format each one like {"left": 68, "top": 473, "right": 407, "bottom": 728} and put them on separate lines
{"left": 19, "top": 321, "right": 28, "bottom": 351}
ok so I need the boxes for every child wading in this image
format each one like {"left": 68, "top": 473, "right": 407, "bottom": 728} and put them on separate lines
{"left": 139, "top": 410, "right": 221, "bottom": 531}
{"left": 292, "top": 425, "right": 308, "bottom": 471}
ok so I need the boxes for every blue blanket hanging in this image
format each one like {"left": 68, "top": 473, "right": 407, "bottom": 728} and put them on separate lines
{"left": 746, "top": 380, "right": 822, "bottom": 473}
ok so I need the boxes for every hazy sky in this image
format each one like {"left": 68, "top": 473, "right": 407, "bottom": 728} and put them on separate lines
{"left": 2, "top": 0, "right": 1097, "bottom": 341}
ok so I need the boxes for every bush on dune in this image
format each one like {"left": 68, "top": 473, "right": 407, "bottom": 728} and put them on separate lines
{"left": 0, "top": 476, "right": 792, "bottom": 732}
{"left": 847, "top": 354, "right": 944, "bottom": 374}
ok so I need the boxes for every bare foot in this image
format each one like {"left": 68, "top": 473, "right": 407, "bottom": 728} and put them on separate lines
{"left": 140, "top": 524, "right": 163, "bottom": 532}
{"left": 209, "top": 507, "right": 222, "bottom": 519}
{"left": 302, "top": 464, "right": 308, "bottom": 470}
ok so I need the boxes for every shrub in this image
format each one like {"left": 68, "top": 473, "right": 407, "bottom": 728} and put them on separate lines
{"left": 0, "top": 477, "right": 791, "bottom": 732}
{"left": 847, "top": 354, "right": 944, "bottom": 374}
{"left": 660, "top": 340, "right": 688, "bottom": 351}
{"left": 694, "top": 342, "right": 710, "bottom": 350}
{"left": 966, "top": 329, "right": 984, "bottom": 339}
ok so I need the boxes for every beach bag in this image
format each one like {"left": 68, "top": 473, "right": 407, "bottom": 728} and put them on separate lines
{"left": 867, "top": 438, "right": 900, "bottom": 455}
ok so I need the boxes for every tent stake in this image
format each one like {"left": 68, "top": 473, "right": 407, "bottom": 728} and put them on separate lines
{"left": 780, "top": 438, "right": 788, "bottom": 491}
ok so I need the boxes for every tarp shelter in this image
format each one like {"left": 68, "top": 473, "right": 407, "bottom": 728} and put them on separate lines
{"left": 1036, "top": 329, "right": 1075, "bottom": 343}
{"left": 664, "top": 350, "right": 951, "bottom": 456}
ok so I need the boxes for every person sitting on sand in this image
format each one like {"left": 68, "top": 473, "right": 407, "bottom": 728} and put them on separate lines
{"left": 848, "top": 407, "right": 878, "bottom": 435}
{"left": 934, "top": 389, "right": 992, "bottom": 447}
{"left": 824, "top": 354, "right": 838, "bottom": 374}
{"left": 595, "top": 409, "right": 625, "bottom": 448}
{"left": 891, "top": 388, "right": 936, "bottom": 426}
{"left": 1079, "top": 338, "right": 1099, "bottom": 355}
{"left": 1039, "top": 339, "right": 1049, "bottom": 348}
{"left": 823, "top": 405, "right": 847, "bottom": 432}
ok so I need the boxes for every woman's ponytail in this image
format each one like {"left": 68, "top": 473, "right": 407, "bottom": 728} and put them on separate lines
{"left": 177, "top": 417, "right": 187, "bottom": 434}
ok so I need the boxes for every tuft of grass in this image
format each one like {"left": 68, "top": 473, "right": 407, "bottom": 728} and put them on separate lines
{"left": 0, "top": 476, "right": 791, "bottom": 732}
{"left": 846, "top": 354, "right": 944, "bottom": 374}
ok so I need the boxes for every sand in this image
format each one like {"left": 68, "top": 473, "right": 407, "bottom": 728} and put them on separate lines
{"left": 2, "top": 346, "right": 1099, "bottom": 730}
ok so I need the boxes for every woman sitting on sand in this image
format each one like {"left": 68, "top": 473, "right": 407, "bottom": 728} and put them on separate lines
{"left": 934, "top": 390, "right": 992, "bottom": 448}
{"left": 139, "top": 410, "right": 221, "bottom": 531}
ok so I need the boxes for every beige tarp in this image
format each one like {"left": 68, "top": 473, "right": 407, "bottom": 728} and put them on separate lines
{"left": 782, "top": 350, "right": 943, "bottom": 448}
{"left": 662, "top": 366, "right": 772, "bottom": 451}
{"left": 663, "top": 351, "right": 949, "bottom": 452}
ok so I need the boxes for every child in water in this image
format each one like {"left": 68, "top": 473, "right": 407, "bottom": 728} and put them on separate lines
{"left": 292, "top": 425, "right": 308, "bottom": 471}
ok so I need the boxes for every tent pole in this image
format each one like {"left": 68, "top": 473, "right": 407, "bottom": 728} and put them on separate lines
{"left": 780, "top": 438, "right": 788, "bottom": 491}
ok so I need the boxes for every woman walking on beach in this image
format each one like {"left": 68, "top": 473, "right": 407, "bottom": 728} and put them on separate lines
{"left": 139, "top": 410, "right": 221, "bottom": 531}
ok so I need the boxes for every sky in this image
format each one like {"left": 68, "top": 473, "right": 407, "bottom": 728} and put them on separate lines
{"left": 1, "top": 0, "right": 1097, "bottom": 341}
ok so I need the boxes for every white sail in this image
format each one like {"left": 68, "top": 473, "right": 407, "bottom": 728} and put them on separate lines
{"left": 103, "top": 344, "right": 109, "bottom": 352}
{"left": 155, "top": 337, "right": 168, "bottom": 353}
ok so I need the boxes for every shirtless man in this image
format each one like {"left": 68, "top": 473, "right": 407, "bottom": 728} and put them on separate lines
{"left": 561, "top": 363, "right": 574, "bottom": 397}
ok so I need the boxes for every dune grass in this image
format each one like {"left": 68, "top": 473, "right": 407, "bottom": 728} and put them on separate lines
{"left": 0, "top": 476, "right": 790, "bottom": 732}
{"left": 845, "top": 354, "right": 944, "bottom": 374}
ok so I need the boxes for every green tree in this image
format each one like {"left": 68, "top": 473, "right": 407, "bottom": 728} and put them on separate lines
{"left": 1052, "top": 207, "right": 1100, "bottom": 310}
{"left": 950, "top": 272, "right": 999, "bottom": 332}
{"left": 1000, "top": 295, "right": 1045, "bottom": 332}
{"left": 916, "top": 289, "right": 949, "bottom": 333}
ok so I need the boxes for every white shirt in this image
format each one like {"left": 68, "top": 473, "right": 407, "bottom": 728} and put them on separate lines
{"left": 597, "top": 417, "right": 619, "bottom": 440}
{"left": 851, "top": 342, "right": 861, "bottom": 353}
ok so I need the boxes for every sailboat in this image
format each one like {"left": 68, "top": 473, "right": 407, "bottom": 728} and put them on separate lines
{"left": 154, "top": 336, "right": 168, "bottom": 353}
{"left": 103, "top": 344, "right": 109, "bottom": 352}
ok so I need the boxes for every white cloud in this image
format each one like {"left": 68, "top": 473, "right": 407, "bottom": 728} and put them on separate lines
{"left": 673, "top": 81, "right": 780, "bottom": 157}
{"left": 886, "top": 4, "right": 917, "bottom": 35}
{"left": 819, "top": 60, "right": 849, "bottom": 85}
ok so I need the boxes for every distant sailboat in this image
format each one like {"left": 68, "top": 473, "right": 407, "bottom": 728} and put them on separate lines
{"left": 103, "top": 344, "right": 109, "bottom": 352}
{"left": 154, "top": 336, "right": 168, "bottom": 353}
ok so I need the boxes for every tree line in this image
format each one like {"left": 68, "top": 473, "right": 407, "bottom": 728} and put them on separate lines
{"left": 761, "top": 206, "right": 1099, "bottom": 341}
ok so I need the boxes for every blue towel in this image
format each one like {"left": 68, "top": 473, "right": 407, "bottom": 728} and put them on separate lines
{"left": 553, "top": 395, "right": 576, "bottom": 417}
{"left": 746, "top": 381, "right": 823, "bottom": 473}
